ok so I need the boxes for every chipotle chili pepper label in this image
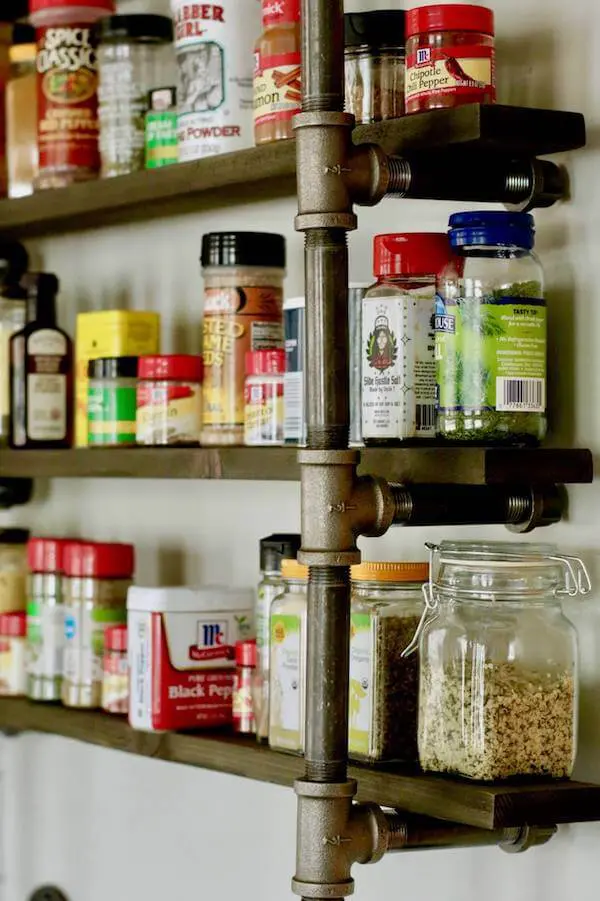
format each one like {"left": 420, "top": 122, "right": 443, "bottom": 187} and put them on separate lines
{"left": 36, "top": 25, "right": 100, "bottom": 176}
{"left": 406, "top": 45, "right": 494, "bottom": 111}
{"left": 254, "top": 51, "right": 301, "bottom": 128}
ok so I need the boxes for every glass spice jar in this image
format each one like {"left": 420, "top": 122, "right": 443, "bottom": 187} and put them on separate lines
{"left": 244, "top": 349, "right": 285, "bottom": 446}
{"left": 136, "top": 354, "right": 203, "bottom": 446}
{"left": 436, "top": 212, "right": 546, "bottom": 446}
{"left": 344, "top": 11, "right": 406, "bottom": 124}
{"left": 7, "top": 24, "right": 38, "bottom": 198}
{"left": 417, "top": 541, "right": 589, "bottom": 781}
{"left": 102, "top": 623, "right": 128, "bottom": 715}
{"left": 87, "top": 356, "right": 138, "bottom": 447}
{"left": 0, "top": 529, "right": 29, "bottom": 614}
{"left": 233, "top": 638, "right": 257, "bottom": 734}
{"left": 254, "top": 0, "right": 301, "bottom": 145}
{"left": 145, "top": 86, "right": 178, "bottom": 169}
{"left": 0, "top": 611, "right": 27, "bottom": 695}
{"left": 405, "top": 4, "right": 495, "bottom": 114}
{"left": 349, "top": 562, "right": 427, "bottom": 763}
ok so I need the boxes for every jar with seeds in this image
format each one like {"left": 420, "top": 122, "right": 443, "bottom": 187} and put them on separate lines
{"left": 348, "top": 561, "right": 428, "bottom": 763}
{"left": 417, "top": 541, "right": 590, "bottom": 782}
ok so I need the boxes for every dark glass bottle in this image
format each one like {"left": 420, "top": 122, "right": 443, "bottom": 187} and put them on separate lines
{"left": 9, "top": 272, "right": 73, "bottom": 448}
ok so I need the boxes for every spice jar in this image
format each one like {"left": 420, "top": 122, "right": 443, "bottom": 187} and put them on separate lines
{"left": 348, "top": 283, "right": 369, "bottom": 446}
{"left": 30, "top": 0, "right": 116, "bottom": 190}
{"left": 405, "top": 4, "right": 495, "bottom": 114}
{"left": 7, "top": 24, "right": 38, "bottom": 198}
{"left": 95, "top": 14, "right": 175, "bottom": 178}
{"left": 0, "top": 241, "right": 29, "bottom": 443}
{"left": 417, "top": 541, "right": 588, "bottom": 781}
{"left": 255, "top": 533, "right": 301, "bottom": 742}
{"left": 349, "top": 562, "right": 427, "bottom": 763}
{"left": 233, "top": 638, "right": 257, "bottom": 734}
{"left": 62, "top": 541, "right": 134, "bottom": 709}
{"left": 136, "top": 354, "right": 203, "bottom": 446}
{"left": 0, "top": 529, "right": 29, "bottom": 614}
{"left": 244, "top": 349, "right": 285, "bottom": 446}
{"left": 201, "top": 232, "right": 285, "bottom": 446}
{"left": 0, "top": 612, "right": 26, "bottom": 695}
{"left": 102, "top": 624, "right": 128, "bottom": 715}
{"left": 145, "top": 86, "right": 178, "bottom": 168}
{"left": 436, "top": 212, "right": 546, "bottom": 446}
{"left": 27, "top": 536, "right": 74, "bottom": 702}
{"left": 87, "top": 356, "right": 138, "bottom": 447}
{"left": 362, "top": 233, "right": 453, "bottom": 445}
{"left": 283, "top": 295, "right": 306, "bottom": 446}
{"left": 344, "top": 11, "right": 406, "bottom": 124}
{"left": 269, "top": 558, "right": 308, "bottom": 754}
{"left": 254, "top": 0, "right": 301, "bottom": 146}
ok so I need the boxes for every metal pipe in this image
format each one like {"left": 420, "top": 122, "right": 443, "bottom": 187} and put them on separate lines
{"left": 386, "top": 814, "right": 518, "bottom": 851}
{"left": 301, "top": 0, "right": 345, "bottom": 112}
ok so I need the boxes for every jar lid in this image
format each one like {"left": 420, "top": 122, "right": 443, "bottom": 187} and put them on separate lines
{"left": 281, "top": 558, "right": 309, "bottom": 581}
{"left": 138, "top": 354, "right": 203, "bottom": 382}
{"left": 351, "top": 561, "right": 429, "bottom": 583}
{"left": 30, "top": 0, "right": 115, "bottom": 13}
{"left": 262, "top": 0, "right": 300, "bottom": 28}
{"left": 448, "top": 211, "right": 535, "bottom": 250}
{"left": 92, "top": 14, "right": 173, "bottom": 43}
{"left": 0, "top": 612, "right": 26, "bottom": 638}
{"left": 235, "top": 638, "right": 257, "bottom": 667}
{"left": 88, "top": 356, "right": 138, "bottom": 380}
{"left": 0, "top": 528, "right": 29, "bottom": 545}
{"left": 63, "top": 541, "right": 135, "bottom": 579}
{"left": 260, "top": 534, "right": 302, "bottom": 573}
{"left": 105, "top": 624, "right": 127, "bottom": 652}
{"left": 245, "top": 349, "right": 286, "bottom": 376}
{"left": 149, "top": 86, "right": 177, "bottom": 111}
{"left": 201, "top": 232, "right": 286, "bottom": 269}
{"left": 28, "top": 537, "right": 75, "bottom": 573}
{"left": 406, "top": 5, "right": 494, "bottom": 38}
{"left": 344, "top": 11, "right": 406, "bottom": 49}
{"left": 373, "top": 233, "right": 452, "bottom": 278}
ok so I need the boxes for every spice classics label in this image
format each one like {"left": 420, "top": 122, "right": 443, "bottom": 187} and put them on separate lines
{"left": 348, "top": 613, "right": 373, "bottom": 757}
{"left": 406, "top": 45, "right": 495, "bottom": 107}
{"left": 269, "top": 612, "right": 305, "bottom": 751}
{"left": 436, "top": 294, "right": 547, "bottom": 415}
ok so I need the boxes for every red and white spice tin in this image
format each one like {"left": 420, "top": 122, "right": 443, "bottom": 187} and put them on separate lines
{"left": 127, "top": 585, "right": 254, "bottom": 732}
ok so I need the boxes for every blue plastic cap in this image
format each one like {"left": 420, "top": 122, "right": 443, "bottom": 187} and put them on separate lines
{"left": 448, "top": 211, "right": 536, "bottom": 250}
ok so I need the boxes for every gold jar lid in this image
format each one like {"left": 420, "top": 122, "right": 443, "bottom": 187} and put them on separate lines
{"left": 351, "top": 561, "right": 429, "bottom": 583}
{"left": 281, "top": 558, "right": 309, "bottom": 581}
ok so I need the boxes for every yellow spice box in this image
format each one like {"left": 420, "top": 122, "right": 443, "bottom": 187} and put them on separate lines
{"left": 76, "top": 310, "right": 160, "bottom": 446}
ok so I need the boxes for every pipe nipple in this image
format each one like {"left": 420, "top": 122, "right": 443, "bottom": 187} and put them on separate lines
{"left": 386, "top": 157, "right": 412, "bottom": 197}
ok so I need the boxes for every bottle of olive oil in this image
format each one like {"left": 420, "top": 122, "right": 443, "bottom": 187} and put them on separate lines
{"left": 9, "top": 272, "right": 73, "bottom": 448}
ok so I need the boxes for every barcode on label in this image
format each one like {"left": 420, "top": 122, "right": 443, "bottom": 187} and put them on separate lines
{"left": 416, "top": 404, "right": 436, "bottom": 432}
{"left": 284, "top": 371, "right": 305, "bottom": 442}
{"left": 496, "top": 378, "right": 545, "bottom": 413}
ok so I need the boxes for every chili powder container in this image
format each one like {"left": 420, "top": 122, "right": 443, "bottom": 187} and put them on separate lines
{"left": 405, "top": 5, "right": 495, "bottom": 114}
{"left": 30, "top": 0, "right": 116, "bottom": 190}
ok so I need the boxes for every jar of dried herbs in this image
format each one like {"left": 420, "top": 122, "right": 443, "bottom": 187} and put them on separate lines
{"left": 348, "top": 561, "right": 428, "bottom": 763}
{"left": 436, "top": 211, "right": 546, "bottom": 445}
{"left": 418, "top": 541, "right": 589, "bottom": 782}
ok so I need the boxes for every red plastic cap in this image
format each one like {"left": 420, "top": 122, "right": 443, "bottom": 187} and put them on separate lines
{"left": 373, "top": 233, "right": 453, "bottom": 278}
{"left": 105, "top": 624, "right": 127, "bottom": 653}
{"left": 236, "top": 638, "right": 257, "bottom": 667}
{"left": 262, "top": 0, "right": 300, "bottom": 27}
{"left": 27, "top": 537, "right": 76, "bottom": 574}
{"left": 406, "top": 4, "right": 494, "bottom": 38}
{"left": 0, "top": 612, "right": 26, "bottom": 638}
{"left": 245, "top": 349, "right": 286, "bottom": 376}
{"left": 138, "top": 355, "right": 203, "bottom": 383}
{"left": 63, "top": 541, "right": 135, "bottom": 579}
{"left": 30, "top": 0, "right": 115, "bottom": 14}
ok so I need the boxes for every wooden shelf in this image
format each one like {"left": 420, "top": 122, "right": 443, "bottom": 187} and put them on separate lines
{"left": 1, "top": 698, "right": 599, "bottom": 830}
{"left": 0, "top": 446, "right": 592, "bottom": 485}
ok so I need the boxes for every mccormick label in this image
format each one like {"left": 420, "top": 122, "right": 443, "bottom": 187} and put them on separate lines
{"left": 35, "top": 25, "right": 101, "bottom": 177}
{"left": 171, "top": 0, "right": 259, "bottom": 160}
{"left": 406, "top": 44, "right": 495, "bottom": 111}
{"left": 129, "top": 607, "right": 253, "bottom": 731}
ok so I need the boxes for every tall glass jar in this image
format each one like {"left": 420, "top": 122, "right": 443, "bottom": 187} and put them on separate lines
{"left": 436, "top": 212, "right": 546, "bottom": 446}
{"left": 95, "top": 15, "right": 175, "bottom": 178}
{"left": 418, "top": 541, "right": 589, "bottom": 781}
{"left": 344, "top": 11, "right": 406, "bottom": 124}
{"left": 0, "top": 529, "right": 29, "bottom": 614}
{"left": 7, "top": 24, "right": 38, "bottom": 198}
{"left": 0, "top": 240, "right": 28, "bottom": 443}
{"left": 349, "top": 562, "right": 427, "bottom": 763}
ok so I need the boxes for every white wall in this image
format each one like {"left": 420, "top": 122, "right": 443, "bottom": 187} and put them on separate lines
{"left": 2, "top": 0, "right": 600, "bottom": 898}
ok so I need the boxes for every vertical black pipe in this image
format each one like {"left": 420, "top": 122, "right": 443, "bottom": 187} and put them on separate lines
{"left": 301, "top": 0, "right": 345, "bottom": 112}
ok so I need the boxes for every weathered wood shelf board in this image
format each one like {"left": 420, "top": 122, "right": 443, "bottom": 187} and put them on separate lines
{"left": 1, "top": 698, "right": 599, "bottom": 830}
{"left": 0, "top": 446, "right": 592, "bottom": 485}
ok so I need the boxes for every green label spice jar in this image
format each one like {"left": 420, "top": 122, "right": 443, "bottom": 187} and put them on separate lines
{"left": 87, "top": 356, "right": 138, "bottom": 446}
{"left": 145, "top": 87, "right": 178, "bottom": 168}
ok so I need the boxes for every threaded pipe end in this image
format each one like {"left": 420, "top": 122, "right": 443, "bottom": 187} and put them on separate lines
{"left": 386, "top": 157, "right": 412, "bottom": 196}
{"left": 505, "top": 491, "right": 531, "bottom": 524}
{"left": 386, "top": 814, "right": 409, "bottom": 850}
{"left": 390, "top": 484, "right": 413, "bottom": 524}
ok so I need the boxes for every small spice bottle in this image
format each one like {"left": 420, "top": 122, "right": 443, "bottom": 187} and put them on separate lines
{"left": 136, "top": 354, "right": 203, "bottom": 446}
{"left": 405, "top": 4, "right": 495, "bottom": 114}
{"left": 233, "top": 638, "right": 257, "bottom": 734}
{"left": 283, "top": 295, "right": 306, "bottom": 446}
{"left": 102, "top": 624, "right": 128, "bottom": 715}
{"left": 269, "top": 558, "right": 308, "bottom": 755}
{"left": 0, "top": 528, "right": 28, "bottom": 613}
{"left": 145, "top": 87, "right": 178, "bottom": 169}
{"left": 0, "top": 611, "right": 27, "bottom": 695}
{"left": 7, "top": 23, "right": 38, "bottom": 198}
{"left": 362, "top": 233, "right": 453, "bottom": 445}
{"left": 344, "top": 11, "right": 406, "bottom": 124}
{"left": 87, "top": 356, "right": 138, "bottom": 447}
{"left": 349, "top": 562, "right": 427, "bottom": 763}
{"left": 244, "top": 349, "right": 285, "bottom": 446}
{"left": 201, "top": 232, "right": 285, "bottom": 446}
{"left": 254, "top": 0, "right": 301, "bottom": 146}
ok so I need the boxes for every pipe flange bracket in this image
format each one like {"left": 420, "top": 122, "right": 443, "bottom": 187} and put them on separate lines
{"left": 294, "top": 779, "right": 357, "bottom": 799}
{"left": 500, "top": 824, "right": 557, "bottom": 853}
{"left": 292, "top": 878, "right": 354, "bottom": 898}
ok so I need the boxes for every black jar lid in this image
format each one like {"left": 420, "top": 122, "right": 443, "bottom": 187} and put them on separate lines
{"left": 344, "top": 11, "right": 406, "bottom": 49}
{"left": 93, "top": 14, "right": 174, "bottom": 44}
{"left": 88, "top": 356, "right": 139, "bottom": 380}
{"left": 0, "top": 528, "right": 30, "bottom": 545}
{"left": 201, "top": 232, "right": 286, "bottom": 269}
{"left": 260, "top": 534, "right": 302, "bottom": 573}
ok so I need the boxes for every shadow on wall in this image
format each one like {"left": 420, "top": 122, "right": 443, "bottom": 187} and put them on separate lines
{"left": 495, "top": 30, "right": 556, "bottom": 108}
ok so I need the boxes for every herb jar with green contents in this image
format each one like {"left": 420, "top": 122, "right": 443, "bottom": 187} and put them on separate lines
{"left": 87, "top": 356, "right": 138, "bottom": 446}
{"left": 436, "top": 212, "right": 546, "bottom": 445}
{"left": 349, "top": 561, "right": 427, "bottom": 763}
